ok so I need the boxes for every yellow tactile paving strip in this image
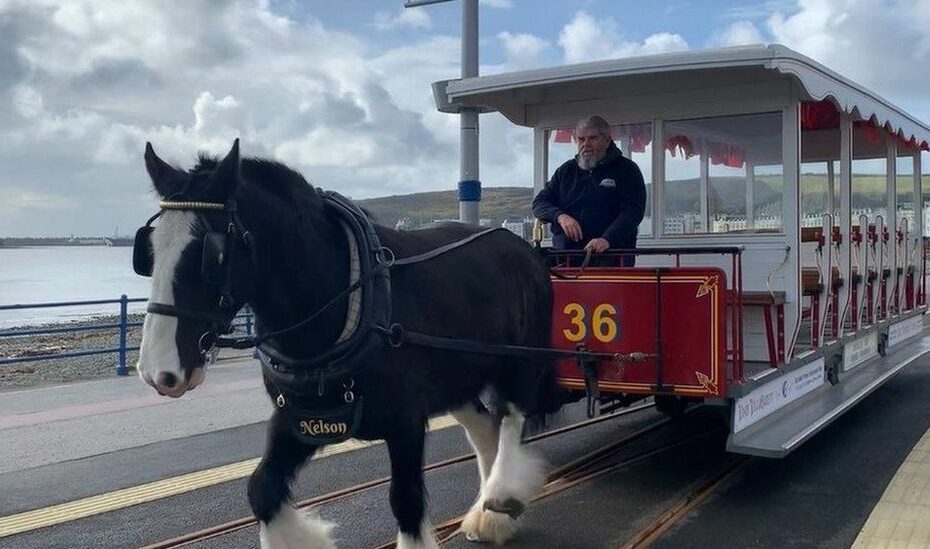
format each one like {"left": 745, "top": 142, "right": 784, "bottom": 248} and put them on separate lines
{"left": 853, "top": 427, "right": 930, "bottom": 548}
{"left": 0, "top": 415, "right": 457, "bottom": 539}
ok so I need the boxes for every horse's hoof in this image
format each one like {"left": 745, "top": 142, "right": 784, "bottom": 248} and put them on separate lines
{"left": 461, "top": 503, "right": 519, "bottom": 545}
{"left": 483, "top": 497, "right": 526, "bottom": 519}
{"left": 461, "top": 504, "right": 485, "bottom": 542}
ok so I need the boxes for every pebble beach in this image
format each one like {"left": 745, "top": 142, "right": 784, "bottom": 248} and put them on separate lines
{"left": 0, "top": 314, "right": 252, "bottom": 390}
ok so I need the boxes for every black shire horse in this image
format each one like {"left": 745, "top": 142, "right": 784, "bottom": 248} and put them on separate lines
{"left": 135, "top": 140, "right": 562, "bottom": 548}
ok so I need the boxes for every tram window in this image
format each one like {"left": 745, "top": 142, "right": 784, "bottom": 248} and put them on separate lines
{"left": 753, "top": 163, "right": 783, "bottom": 230}
{"left": 799, "top": 161, "right": 839, "bottom": 227}
{"left": 897, "top": 153, "right": 915, "bottom": 230}
{"left": 663, "top": 112, "right": 782, "bottom": 234}
{"left": 800, "top": 106, "right": 841, "bottom": 228}
{"left": 852, "top": 122, "right": 888, "bottom": 224}
{"left": 545, "top": 122, "right": 653, "bottom": 236}
{"left": 663, "top": 124, "right": 702, "bottom": 234}
{"left": 923, "top": 151, "right": 930, "bottom": 235}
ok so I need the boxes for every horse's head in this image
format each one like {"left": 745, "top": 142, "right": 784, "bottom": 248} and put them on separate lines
{"left": 135, "top": 140, "right": 253, "bottom": 397}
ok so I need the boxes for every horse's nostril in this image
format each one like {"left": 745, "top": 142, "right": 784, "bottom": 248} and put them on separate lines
{"left": 156, "top": 372, "right": 178, "bottom": 389}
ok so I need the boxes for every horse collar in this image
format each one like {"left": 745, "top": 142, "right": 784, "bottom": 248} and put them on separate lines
{"left": 256, "top": 191, "right": 392, "bottom": 442}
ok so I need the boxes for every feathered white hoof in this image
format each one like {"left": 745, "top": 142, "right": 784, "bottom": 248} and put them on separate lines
{"left": 396, "top": 519, "right": 440, "bottom": 549}
{"left": 460, "top": 503, "right": 519, "bottom": 545}
{"left": 485, "top": 444, "right": 546, "bottom": 504}
{"left": 259, "top": 506, "right": 337, "bottom": 549}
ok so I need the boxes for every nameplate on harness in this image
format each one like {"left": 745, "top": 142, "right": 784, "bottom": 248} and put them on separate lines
{"left": 287, "top": 398, "right": 363, "bottom": 445}
{"left": 299, "top": 419, "right": 348, "bottom": 437}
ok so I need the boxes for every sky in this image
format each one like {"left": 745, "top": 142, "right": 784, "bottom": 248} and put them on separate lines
{"left": 3, "top": 0, "right": 930, "bottom": 236}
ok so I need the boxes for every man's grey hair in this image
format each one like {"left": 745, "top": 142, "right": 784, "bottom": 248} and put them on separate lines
{"left": 575, "top": 115, "right": 612, "bottom": 137}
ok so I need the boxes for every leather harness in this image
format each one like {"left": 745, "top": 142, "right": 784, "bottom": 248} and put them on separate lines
{"left": 140, "top": 191, "right": 651, "bottom": 443}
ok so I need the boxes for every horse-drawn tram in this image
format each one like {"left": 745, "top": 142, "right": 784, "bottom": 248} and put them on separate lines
{"left": 434, "top": 44, "right": 930, "bottom": 458}
{"left": 132, "top": 44, "right": 930, "bottom": 548}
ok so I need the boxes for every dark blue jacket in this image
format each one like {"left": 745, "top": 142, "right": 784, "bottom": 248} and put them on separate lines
{"left": 532, "top": 143, "right": 646, "bottom": 250}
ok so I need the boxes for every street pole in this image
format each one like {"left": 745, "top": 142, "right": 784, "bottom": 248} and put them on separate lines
{"left": 405, "top": 0, "right": 480, "bottom": 225}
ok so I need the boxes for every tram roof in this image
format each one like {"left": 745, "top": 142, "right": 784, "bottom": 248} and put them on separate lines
{"left": 438, "top": 44, "right": 930, "bottom": 149}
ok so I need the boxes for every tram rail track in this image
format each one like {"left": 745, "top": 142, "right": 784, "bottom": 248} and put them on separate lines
{"left": 618, "top": 455, "right": 752, "bottom": 549}
{"left": 406, "top": 422, "right": 724, "bottom": 548}
{"left": 140, "top": 402, "right": 658, "bottom": 549}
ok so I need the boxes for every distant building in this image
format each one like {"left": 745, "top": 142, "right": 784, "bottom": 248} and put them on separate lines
{"left": 501, "top": 216, "right": 527, "bottom": 239}
{"left": 395, "top": 216, "right": 415, "bottom": 230}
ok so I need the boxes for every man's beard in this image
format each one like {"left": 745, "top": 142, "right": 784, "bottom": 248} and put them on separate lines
{"left": 577, "top": 150, "right": 605, "bottom": 170}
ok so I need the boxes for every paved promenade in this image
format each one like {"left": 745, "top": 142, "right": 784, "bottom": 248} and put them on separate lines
{"left": 0, "top": 359, "right": 271, "bottom": 475}
{"left": 3, "top": 355, "right": 930, "bottom": 547}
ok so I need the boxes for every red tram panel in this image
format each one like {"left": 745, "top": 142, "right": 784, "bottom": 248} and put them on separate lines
{"left": 550, "top": 267, "right": 728, "bottom": 398}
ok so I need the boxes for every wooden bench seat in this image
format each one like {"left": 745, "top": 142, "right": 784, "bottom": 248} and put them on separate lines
{"left": 802, "top": 267, "right": 843, "bottom": 295}
{"left": 732, "top": 290, "right": 786, "bottom": 367}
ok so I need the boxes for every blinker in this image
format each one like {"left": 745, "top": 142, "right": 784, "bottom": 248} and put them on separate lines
{"left": 133, "top": 225, "right": 155, "bottom": 277}
{"left": 132, "top": 218, "right": 229, "bottom": 284}
{"left": 201, "top": 231, "right": 228, "bottom": 284}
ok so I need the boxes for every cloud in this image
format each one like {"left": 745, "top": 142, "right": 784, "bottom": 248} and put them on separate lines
{"left": 0, "top": 0, "right": 465, "bottom": 236}
{"left": 558, "top": 11, "right": 689, "bottom": 64}
{"left": 723, "top": 1, "right": 798, "bottom": 19}
{"left": 0, "top": 188, "right": 78, "bottom": 214}
{"left": 766, "top": 0, "right": 930, "bottom": 108}
{"left": 480, "top": 0, "right": 514, "bottom": 7}
{"left": 497, "top": 31, "right": 550, "bottom": 69}
{"left": 373, "top": 8, "right": 431, "bottom": 31}
{"left": 708, "top": 20, "right": 765, "bottom": 47}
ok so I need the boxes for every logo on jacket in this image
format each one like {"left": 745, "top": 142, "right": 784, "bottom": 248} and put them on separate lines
{"left": 599, "top": 178, "right": 616, "bottom": 187}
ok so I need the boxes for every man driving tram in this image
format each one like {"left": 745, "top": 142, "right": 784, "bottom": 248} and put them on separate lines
{"left": 532, "top": 115, "right": 647, "bottom": 266}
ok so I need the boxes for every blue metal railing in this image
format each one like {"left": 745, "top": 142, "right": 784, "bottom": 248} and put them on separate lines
{"left": 0, "top": 296, "right": 253, "bottom": 376}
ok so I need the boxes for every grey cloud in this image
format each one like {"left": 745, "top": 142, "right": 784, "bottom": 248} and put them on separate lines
{"left": 0, "top": 17, "right": 27, "bottom": 92}
{"left": 70, "top": 58, "right": 163, "bottom": 93}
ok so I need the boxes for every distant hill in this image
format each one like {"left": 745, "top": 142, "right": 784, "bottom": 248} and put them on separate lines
{"left": 357, "top": 187, "right": 534, "bottom": 229}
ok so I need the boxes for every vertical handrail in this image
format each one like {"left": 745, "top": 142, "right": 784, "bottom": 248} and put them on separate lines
{"left": 653, "top": 268, "right": 664, "bottom": 391}
{"left": 117, "top": 294, "right": 129, "bottom": 376}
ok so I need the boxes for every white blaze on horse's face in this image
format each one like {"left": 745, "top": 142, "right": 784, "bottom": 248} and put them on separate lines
{"left": 137, "top": 210, "right": 204, "bottom": 398}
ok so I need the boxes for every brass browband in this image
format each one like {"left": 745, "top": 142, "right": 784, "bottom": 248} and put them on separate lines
{"left": 159, "top": 200, "right": 226, "bottom": 211}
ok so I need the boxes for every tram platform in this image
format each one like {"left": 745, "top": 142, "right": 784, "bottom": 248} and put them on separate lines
{"left": 2, "top": 355, "right": 930, "bottom": 547}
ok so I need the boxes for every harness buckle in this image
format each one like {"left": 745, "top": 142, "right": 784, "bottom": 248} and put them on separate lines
{"left": 387, "top": 323, "right": 405, "bottom": 348}
{"left": 343, "top": 378, "right": 355, "bottom": 403}
{"left": 198, "top": 331, "right": 217, "bottom": 353}
{"left": 377, "top": 247, "right": 396, "bottom": 267}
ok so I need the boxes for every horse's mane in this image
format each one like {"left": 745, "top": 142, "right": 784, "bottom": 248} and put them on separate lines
{"left": 191, "top": 154, "right": 384, "bottom": 224}
{"left": 191, "top": 154, "right": 321, "bottom": 208}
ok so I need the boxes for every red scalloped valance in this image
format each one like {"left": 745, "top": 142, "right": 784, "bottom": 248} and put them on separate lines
{"left": 803, "top": 100, "right": 929, "bottom": 151}
{"left": 801, "top": 100, "right": 840, "bottom": 130}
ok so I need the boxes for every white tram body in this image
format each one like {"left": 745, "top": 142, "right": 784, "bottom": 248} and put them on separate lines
{"left": 432, "top": 45, "right": 930, "bottom": 457}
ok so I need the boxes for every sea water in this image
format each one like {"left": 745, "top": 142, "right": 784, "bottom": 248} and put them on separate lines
{"left": 0, "top": 247, "right": 151, "bottom": 328}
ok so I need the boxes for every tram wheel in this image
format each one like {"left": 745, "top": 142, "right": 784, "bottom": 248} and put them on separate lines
{"left": 654, "top": 395, "right": 688, "bottom": 418}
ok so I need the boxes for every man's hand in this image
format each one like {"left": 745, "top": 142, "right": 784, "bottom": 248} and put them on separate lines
{"left": 557, "top": 213, "right": 583, "bottom": 242}
{"left": 584, "top": 237, "right": 610, "bottom": 253}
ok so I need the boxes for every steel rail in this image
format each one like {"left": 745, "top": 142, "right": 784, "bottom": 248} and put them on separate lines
{"left": 139, "top": 402, "right": 657, "bottom": 549}
{"left": 618, "top": 456, "right": 752, "bottom": 549}
{"left": 375, "top": 417, "right": 722, "bottom": 548}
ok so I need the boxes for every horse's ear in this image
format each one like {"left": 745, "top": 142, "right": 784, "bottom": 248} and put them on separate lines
{"left": 209, "top": 139, "right": 241, "bottom": 198}
{"left": 144, "top": 142, "right": 185, "bottom": 197}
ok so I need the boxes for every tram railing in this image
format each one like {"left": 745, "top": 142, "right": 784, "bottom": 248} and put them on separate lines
{"left": 0, "top": 296, "right": 254, "bottom": 376}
